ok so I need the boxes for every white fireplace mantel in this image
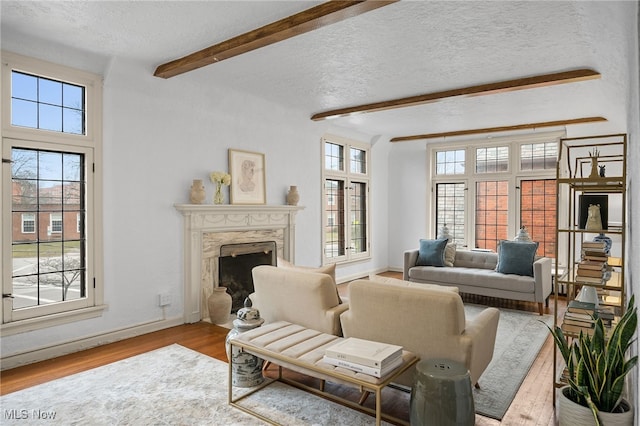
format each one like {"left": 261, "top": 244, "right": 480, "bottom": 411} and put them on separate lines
{"left": 174, "top": 204, "right": 304, "bottom": 323}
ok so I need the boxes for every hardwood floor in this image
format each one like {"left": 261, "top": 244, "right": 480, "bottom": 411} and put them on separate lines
{"left": 1, "top": 277, "right": 563, "bottom": 425}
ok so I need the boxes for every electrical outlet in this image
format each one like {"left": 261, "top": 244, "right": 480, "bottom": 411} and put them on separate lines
{"left": 159, "top": 293, "right": 171, "bottom": 306}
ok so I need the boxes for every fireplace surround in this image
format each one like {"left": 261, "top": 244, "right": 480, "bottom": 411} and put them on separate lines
{"left": 174, "top": 204, "right": 303, "bottom": 323}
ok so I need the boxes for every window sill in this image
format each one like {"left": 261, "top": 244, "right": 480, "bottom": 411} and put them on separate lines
{"left": 1, "top": 305, "right": 107, "bottom": 337}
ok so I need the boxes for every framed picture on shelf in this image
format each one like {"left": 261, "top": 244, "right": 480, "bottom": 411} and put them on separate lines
{"left": 579, "top": 194, "right": 608, "bottom": 230}
{"left": 228, "top": 149, "right": 266, "bottom": 205}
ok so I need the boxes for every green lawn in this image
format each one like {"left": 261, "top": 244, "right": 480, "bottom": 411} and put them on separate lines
{"left": 12, "top": 241, "right": 81, "bottom": 258}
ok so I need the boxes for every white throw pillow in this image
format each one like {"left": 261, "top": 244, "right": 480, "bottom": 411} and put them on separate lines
{"left": 444, "top": 243, "right": 457, "bottom": 267}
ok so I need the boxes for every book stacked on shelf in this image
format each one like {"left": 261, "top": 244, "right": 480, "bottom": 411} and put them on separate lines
{"left": 576, "top": 241, "right": 608, "bottom": 285}
{"left": 323, "top": 337, "right": 403, "bottom": 378}
{"left": 561, "top": 300, "right": 617, "bottom": 336}
{"left": 561, "top": 300, "right": 596, "bottom": 336}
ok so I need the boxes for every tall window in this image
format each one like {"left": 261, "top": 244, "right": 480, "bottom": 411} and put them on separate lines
{"left": 431, "top": 133, "right": 559, "bottom": 254}
{"left": 2, "top": 51, "right": 103, "bottom": 333}
{"left": 322, "top": 136, "right": 370, "bottom": 264}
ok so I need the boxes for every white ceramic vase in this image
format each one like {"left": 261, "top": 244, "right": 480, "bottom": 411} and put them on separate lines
{"left": 558, "top": 386, "right": 633, "bottom": 426}
{"left": 207, "top": 287, "right": 232, "bottom": 325}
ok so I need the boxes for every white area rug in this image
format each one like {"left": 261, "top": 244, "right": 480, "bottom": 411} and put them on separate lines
{"left": 0, "top": 344, "right": 391, "bottom": 425}
{"left": 1, "top": 306, "right": 552, "bottom": 424}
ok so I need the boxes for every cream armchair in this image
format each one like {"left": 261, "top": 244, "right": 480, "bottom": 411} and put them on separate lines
{"left": 340, "top": 278, "right": 499, "bottom": 387}
{"left": 250, "top": 265, "right": 348, "bottom": 336}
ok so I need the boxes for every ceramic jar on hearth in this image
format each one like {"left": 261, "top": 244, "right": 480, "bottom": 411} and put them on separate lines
{"left": 207, "top": 287, "right": 232, "bottom": 325}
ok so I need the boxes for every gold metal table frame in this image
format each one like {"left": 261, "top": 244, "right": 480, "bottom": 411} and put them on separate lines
{"left": 228, "top": 339, "right": 418, "bottom": 426}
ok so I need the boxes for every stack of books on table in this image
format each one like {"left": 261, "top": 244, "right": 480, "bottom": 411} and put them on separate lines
{"left": 323, "top": 337, "right": 403, "bottom": 378}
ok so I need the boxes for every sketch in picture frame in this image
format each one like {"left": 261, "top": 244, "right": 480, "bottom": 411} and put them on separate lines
{"left": 229, "top": 149, "right": 266, "bottom": 204}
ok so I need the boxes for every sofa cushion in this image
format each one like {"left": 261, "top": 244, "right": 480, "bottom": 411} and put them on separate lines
{"left": 416, "top": 238, "right": 448, "bottom": 267}
{"left": 496, "top": 240, "right": 539, "bottom": 277}
{"left": 278, "top": 257, "right": 342, "bottom": 303}
{"left": 409, "top": 266, "right": 535, "bottom": 294}
{"left": 444, "top": 243, "right": 456, "bottom": 267}
{"left": 368, "top": 274, "right": 459, "bottom": 293}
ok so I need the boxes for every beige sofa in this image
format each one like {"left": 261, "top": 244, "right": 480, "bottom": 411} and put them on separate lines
{"left": 250, "top": 265, "right": 348, "bottom": 336}
{"left": 340, "top": 277, "right": 500, "bottom": 387}
{"left": 404, "top": 249, "right": 552, "bottom": 315}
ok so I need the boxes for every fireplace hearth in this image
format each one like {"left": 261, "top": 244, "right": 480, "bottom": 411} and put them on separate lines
{"left": 219, "top": 241, "right": 276, "bottom": 312}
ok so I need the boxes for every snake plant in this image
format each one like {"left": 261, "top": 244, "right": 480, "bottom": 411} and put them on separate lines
{"left": 547, "top": 295, "right": 637, "bottom": 425}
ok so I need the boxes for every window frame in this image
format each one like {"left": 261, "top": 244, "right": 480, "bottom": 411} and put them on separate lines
{"left": 1, "top": 51, "right": 104, "bottom": 336}
{"left": 321, "top": 134, "right": 371, "bottom": 265}
{"left": 429, "top": 131, "right": 562, "bottom": 252}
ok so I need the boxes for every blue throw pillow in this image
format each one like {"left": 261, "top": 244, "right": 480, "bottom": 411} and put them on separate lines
{"left": 496, "top": 240, "right": 539, "bottom": 276}
{"left": 416, "top": 238, "right": 449, "bottom": 267}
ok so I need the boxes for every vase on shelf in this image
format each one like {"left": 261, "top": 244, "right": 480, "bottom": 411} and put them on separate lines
{"left": 189, "top": 179, "right": 206, "bottom": 204}
{"left": 286, "top": 185, "right": 300, "bottom": 206}
{"left": 588, "top": 156, "right": 599, "bottom": 179}
{"left": 593, "top": 233, "right": 612, "bottom": 256}
{"left": 207, "top": 287, "right": 232, "bottom": 325}
{"left": 213, "top": 182, "right": 224, "bottom": 204}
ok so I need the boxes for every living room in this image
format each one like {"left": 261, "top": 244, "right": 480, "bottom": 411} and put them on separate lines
{"left": 1, "top": 1, "right": 639, "bottom": 424}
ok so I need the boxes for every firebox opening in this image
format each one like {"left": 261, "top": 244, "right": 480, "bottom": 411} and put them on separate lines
{"left": 219, "top": 241, "right": 277, "bottom": 313}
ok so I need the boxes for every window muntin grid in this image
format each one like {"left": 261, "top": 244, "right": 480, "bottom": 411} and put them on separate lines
{"left": 11, "top": 148, "right": 86, "bottom": 309}
{"left": 11, "top": 71, "right": 85, "bottom": 135}
{"left": 350, "top": 148, "right": 366, "bottom": 174}
{"left": 324, "top": 179, "right": 345, "bottom": 258}
{"left": 475, "top": 180, "right": 509, "bottom": 252}
{"left": 436, "top": 149, "right": 465, "bottom": 175}
{"left": 476, "top": 146, "right": 509, "bottom": 173}
{"left": 520, "top": 179, "right": 557, "bottom": 258}
{"left": 520, "top": 142, "right": 558, "bottom": 171}
{"left": 349, "top": 182, "right": 367, "bottom": 254}
{"left": 435, "top": 183, "right": 466, "bottom": 247}
{"left": 325, "top": 142, "right": 344, "bottom": 171}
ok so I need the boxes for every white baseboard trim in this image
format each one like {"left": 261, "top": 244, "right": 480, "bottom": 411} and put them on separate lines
{"left": 1, "top": 316, "right": 184, "bottom": 371}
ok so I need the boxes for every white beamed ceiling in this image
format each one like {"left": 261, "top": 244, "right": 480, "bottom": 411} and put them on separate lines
{"left": 1, "top": 1, "right": 634, "bottom": 139}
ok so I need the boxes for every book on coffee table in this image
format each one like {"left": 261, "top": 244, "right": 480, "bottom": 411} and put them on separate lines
{"left": 325, "top": 337, "right": 403, "bottom": 368}
{"left": 322, "top": 354, "right": 403, "bottom": 378}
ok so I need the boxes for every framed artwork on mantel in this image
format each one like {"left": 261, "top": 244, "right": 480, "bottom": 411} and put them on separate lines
{"left": 229, "top": 149, "right": 266, "bottom": 205}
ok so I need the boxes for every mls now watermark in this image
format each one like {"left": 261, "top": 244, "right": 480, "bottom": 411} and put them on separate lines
{"left": 4, "top": 409, "right": 57, "bottom": 420}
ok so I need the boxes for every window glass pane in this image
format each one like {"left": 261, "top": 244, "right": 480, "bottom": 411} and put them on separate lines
{"left": 350, "top": 148, "right": 366, "bottom": 174}
{"left": 11, "top": 99, "right": 38, "bottom": 128}
{"left": 520, "top": 142, "right": 558, "bottom": 171}
{"left": 325, "top": 142, "right": 344, "bottom": 171}
{"left": 11, "top": 71, "right": 86, "bottom": 135}
{"left": 476, "top": 146, "right": 509, "bottom": 173}
{"left": 324, "top": 179, "right": 345, "bottom": 258}
{"left": 350, "top": 182, "right": 367, "bottom": 253}
{"left": 436, "top": 183, "right": 466, "bottom": 246}
{"left": 436, "top": 149, "right": 465, "bottom": 175}
{"left": 39, "top": 78, "right": 62, "bottom": 105}
{"left": 475, "top": 180, "right": 509, "bottom": 251}
{"left": 520, "top": 179, "right": 557, "bottom": 258}
{"left": 12, "top": 71, "right": 38, "bottom": 100}
{"left": 11, "top": 147, "right": 87, "bottom": 309}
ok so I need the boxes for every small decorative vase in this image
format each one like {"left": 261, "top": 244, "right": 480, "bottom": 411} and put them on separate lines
{"left": 225, "top": 298, "right": 265, "bottom": 388}
{"left": 286, "top": 185, "right": 300, "bottom": 206}
{"left": 189, "top": 179, "right": 206, "bottom": 204}
{"left": 593, "top": 233, "right": 612, "bottom": 256}
{"left": 213, "top": 182, "right": 224, "bottom": 204}
{"left": 207, "top": 287, "right": 232, "bottom": 325}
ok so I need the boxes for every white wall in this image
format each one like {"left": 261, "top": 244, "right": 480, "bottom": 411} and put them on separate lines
{"left": 0, "top": 47, "right": 387, "bottom": 360}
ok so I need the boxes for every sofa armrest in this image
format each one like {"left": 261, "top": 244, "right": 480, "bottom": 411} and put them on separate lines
{"left": 533, "top": 257, "right": 552, "bottom": 304}
{"left": 403, "top": 249, "right": 419, "bottom": 280}
{"left": 326, "top": 302, "right": 350, "bottom": 336}
{"left": 462, "top": 307, "right": 500, "bottom": 385}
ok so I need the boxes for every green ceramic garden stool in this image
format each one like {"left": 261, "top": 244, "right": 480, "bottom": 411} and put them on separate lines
{"left": 410, "top": 358, "right": 475, "bottom": 426}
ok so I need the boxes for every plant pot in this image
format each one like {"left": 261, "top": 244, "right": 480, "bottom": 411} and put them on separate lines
{"left": 558, "top": 386, "right": 633, "bottom": 426}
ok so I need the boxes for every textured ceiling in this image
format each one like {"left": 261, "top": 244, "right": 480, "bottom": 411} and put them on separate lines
{"left": 1, "top": 1, "right": 634, "bottom": 140}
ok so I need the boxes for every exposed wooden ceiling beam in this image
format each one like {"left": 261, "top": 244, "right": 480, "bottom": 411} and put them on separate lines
{"left": 154, "top": 1, "right": 397, "bottom": 79}
{"left": 311, "top": 69, "right": 601, "bottom": 121}
{"left": 390, "top": 117, "right": 608, "bottom": 142}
